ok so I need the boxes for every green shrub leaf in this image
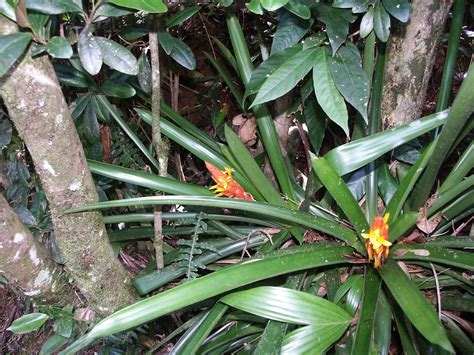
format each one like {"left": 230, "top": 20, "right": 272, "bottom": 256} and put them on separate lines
{"left": 78, "top": 33, "right": 102, "bottom": 75}
{"left": 7, "top": 313, "right": 49, "bottom": 334}
{"left": 0, "top": 32, "right": 32, "bottom": 77}
{"left": 107, "top": 0, "right": 167, "bottom": 13}
{"left": 96, "top": 37, "right": 138, "bottom": 75}
{"left": 46, "top": 36, "right": 72, "bottom": 58}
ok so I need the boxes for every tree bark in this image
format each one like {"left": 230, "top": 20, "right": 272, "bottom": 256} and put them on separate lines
{"left": 0, "top": 16, "right": 137, "bottom": 314}
{"left": 0, "top": 194, "right": 78, "bottom": 305}
{"left": 381, "top": 0, "right": 453, "bottom": 128}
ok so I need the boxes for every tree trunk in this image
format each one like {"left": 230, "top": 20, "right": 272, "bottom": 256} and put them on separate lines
{"left": 381, "top": 0, "right": 453, "bottom": 128}
{"left": 0, "top": 16, "right": 137, "bottom": 314}
{"left": 0, "top": 194, "right": 78, "bottom": 306}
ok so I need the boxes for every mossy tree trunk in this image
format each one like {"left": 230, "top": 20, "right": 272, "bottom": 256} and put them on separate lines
{"left": 0, "top": 194, "right": 78, "bottom": 306}
{"left": 381, "top": 0, "right": 453, "bottom": 128}
{"left": 0, "top": 16, "right": 137, "bottom": 314}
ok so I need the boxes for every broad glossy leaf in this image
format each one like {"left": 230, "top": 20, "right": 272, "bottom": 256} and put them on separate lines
{"left": 96, "top": 37, "right": 138, "bottom": 75}
{"left": 61, "top": 244, "right": 353, "bottom": 353}
{"left": 0, "top": 32, "right": 32, "bottom": 77}
{"left": 285, "top": 0, "right": 311, "bottom": 19}
{"left": 303, "top": 97, "right": 326, "bottom": 154}
{"left": 282, "top": 323, "right": 349, "bottom": 354}
{"left": 330, "top": 44, "right": 370, "bottom": 122}
{"left": 244, "top": 44, "right": 302, "bottom": 103}
{"left": 107, "top": 0, "right": 167, "bottom": 13}
{"left": 25, "top": 0, "right": 82, "bottom": 14}
{"left": 311, "top": 155, "right": 369, "bottom": 236}
{"left": 302, "top": 32, "right": 326, "bottom": 49}
{"left": 165, "top": 6, "right": 200, "bottom": 28}
{"left": 271, "top": 9, "right": 312, "bottom": 54}
{"left": 46, "top": 36, "right": 72, "bottom": 58}
{"left": 251, "top": 48, "right": 316, "bottom": 107}
{"left": 54, "top": 63, "right": 94, "bottom": 88}
{"left": 380, "top": 259, "right": 454, "bottom": 352}
{"left": 246, "top": 0, "right": 263, "bottom": 14}
{"left": 93, "top": 3, "right": 132, "bottom": 21}
{"left": 169, "top": 36, "right": 196, "bottom": 70}
{"left": 0, "top": 1, "right": 16, "bottom": 21}
{"left": 374, "top": 4, "right": 390, "bottom": 42}
{"left": 137, "top": 51, "right": 151, "bottom": 93}
{"left": 67, "top": 195, "right": 361, "bottom": 249}
{"left": 78, "top": 33, "right": 102, "bottom": 75}
{"left": 360, "top": 7, "right": 374, "bottom": 38}
{"left": 314, "top": 4, "right": 355, "bottom": 53}
{"left": 158, "top": 31, "right": 175, "bottom": 55}
{"left": 82, "top": 104, "right": 100, "bottom": 143}
{"left": 7, "top": 313, "right": 49, "bottom": 334}
{"left": 383, "top": 0, "right": 410, "bottom": 22}
{"left": 332, "top": 0, "right": 369, "bottom": 13}
{"left": 313, "top": 47, "right": 349, "bottom": 136}
{"left": 101, "top": 79, "right": 136, "bottom": 98}
{"left": 324, "top": 109, "right": 449, "bottom": 176}
{"left": 261, "top": 0, "right": 288, "bottom": 11}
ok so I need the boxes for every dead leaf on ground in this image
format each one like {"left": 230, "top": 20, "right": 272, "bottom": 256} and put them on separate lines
{"left": 232, "top": 114, "right": 257, "bottom": 147}
{"left": 416, "top": 210, "right": 443, "bottom": 234}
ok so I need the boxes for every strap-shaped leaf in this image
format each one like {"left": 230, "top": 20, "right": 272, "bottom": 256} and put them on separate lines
{"left": 7, "top": 313, "right": 49, "bottom": 334}
{"left": 313, "top": 47, "right": 349, "bottom": 136}
{"left": 324, "top": 109, "right": 449, "bottom": 176}
{"left": 65, "top": 195, "right": 361, "bottom": 249}
{"left": 380, "top": 260, "right": 454, "bottom": 352}
{"left": 220, "top": 286, "right": 352, "bottom": 325}
{"left": 282, "top": 323, "right": 349, "bottom": 354}
{"left": 224, "top": 125, "right": 284, "bottom": 205}
{"left": 251, "top": 47, "right": 317, "bottom": 107}
{"left": 165, "top": 6, "right": 200, "bottom": 28}
{"left": 311, "top": 155, "right": 369, "bottom": 237}
{"left": 60, "top": 244, "right": 352, "bottom": 353}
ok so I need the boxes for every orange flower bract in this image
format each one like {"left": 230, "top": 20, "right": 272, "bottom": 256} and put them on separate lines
{"left": 205, "top": 162, "right": 254, "bottom": 201}
{"left": 362, "top": 213, "right": 392, "bottom": 269}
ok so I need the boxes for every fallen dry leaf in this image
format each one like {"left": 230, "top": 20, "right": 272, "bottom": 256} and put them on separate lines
{"left": 232, "top": 114, "right": 257, "bottom": 147}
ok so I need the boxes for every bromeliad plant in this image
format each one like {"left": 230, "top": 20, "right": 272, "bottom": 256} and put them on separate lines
{"left": 60, "top": 6, "right": 473, "bottom": 351}
{"left": 6, "top": 1, "right": 467, "bottom": 353}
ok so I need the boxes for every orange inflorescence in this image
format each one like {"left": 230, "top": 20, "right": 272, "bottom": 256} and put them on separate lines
{"left": 205, "top": 162, "right": 254, "bottom": 201}
{"left": 362, "top": 213, "right": 392, "bottom": 269}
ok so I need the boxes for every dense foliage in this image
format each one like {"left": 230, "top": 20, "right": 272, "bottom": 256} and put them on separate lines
{"left": 0, "top": 0, "right": 472, "bottom": 353}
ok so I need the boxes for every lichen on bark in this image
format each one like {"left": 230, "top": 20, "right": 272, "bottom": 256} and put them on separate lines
{"left": 381, "top": 0, "right": 453, "bottom": 128}
{"left": 0, "top": 16, "right": 137, "bottom": 314}
{"left": 0, "top": 194, "right": 77, "bottom": 305}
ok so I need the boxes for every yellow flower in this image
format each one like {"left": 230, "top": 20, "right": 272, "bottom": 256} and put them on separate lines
{"left": 362, "top": 213, "right": 392, "bottom": 269}
{"left": 205, "top": 162, "right": 253, "bottom": 201}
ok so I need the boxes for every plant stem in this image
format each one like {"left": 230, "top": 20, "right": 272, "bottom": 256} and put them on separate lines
{"left": 150, "top": 24, "right": 169, "bottom": 270}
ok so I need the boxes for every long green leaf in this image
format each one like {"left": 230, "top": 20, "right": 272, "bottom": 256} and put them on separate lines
{"left": 410, "top": 62, "right": 474, "bottom": 209}
{"left": 325, "top": 109, "right": 449, "bottom": 176}
{"left": 391, "top": 244, "right": 474, "bottom": 270}
{"left": 439, "top": 141, "right": 473, "bottom": 193}
{"left": 88, "top": 160, "right": 210, "bottom": 196}
{"left": 60, "top": 244, "right": 352, "bottom": 353}
{"left": 226, "top": 9, "right": 295, "bottom": 200}
{"left": 352, "top": 268, "right": 381, "bottom": 354}
{"left": 95, "top": 96, "right": 159, "bottom": 169}
{"left": 313, "top": 47, "right": 349, "bottom": 136}
{"left": 379, "top": 259, "right": 454, "bottom": 352}
{"left": 220, "top": 286, "right": 352, "bottom": 325}
{"left": 251, "top": 48, "right": 317, "bottom": 107}
{"left": 66, "top": 195, "right": 361, "bottom": 250}
{"left": 224, "top": 125, "right": 284, "bottom": 205}
{"left": 311, "top": 155, "right": 369, "bottom": 237}
{"left": 171, "top": 303, "right": 228, "bottom": 355}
